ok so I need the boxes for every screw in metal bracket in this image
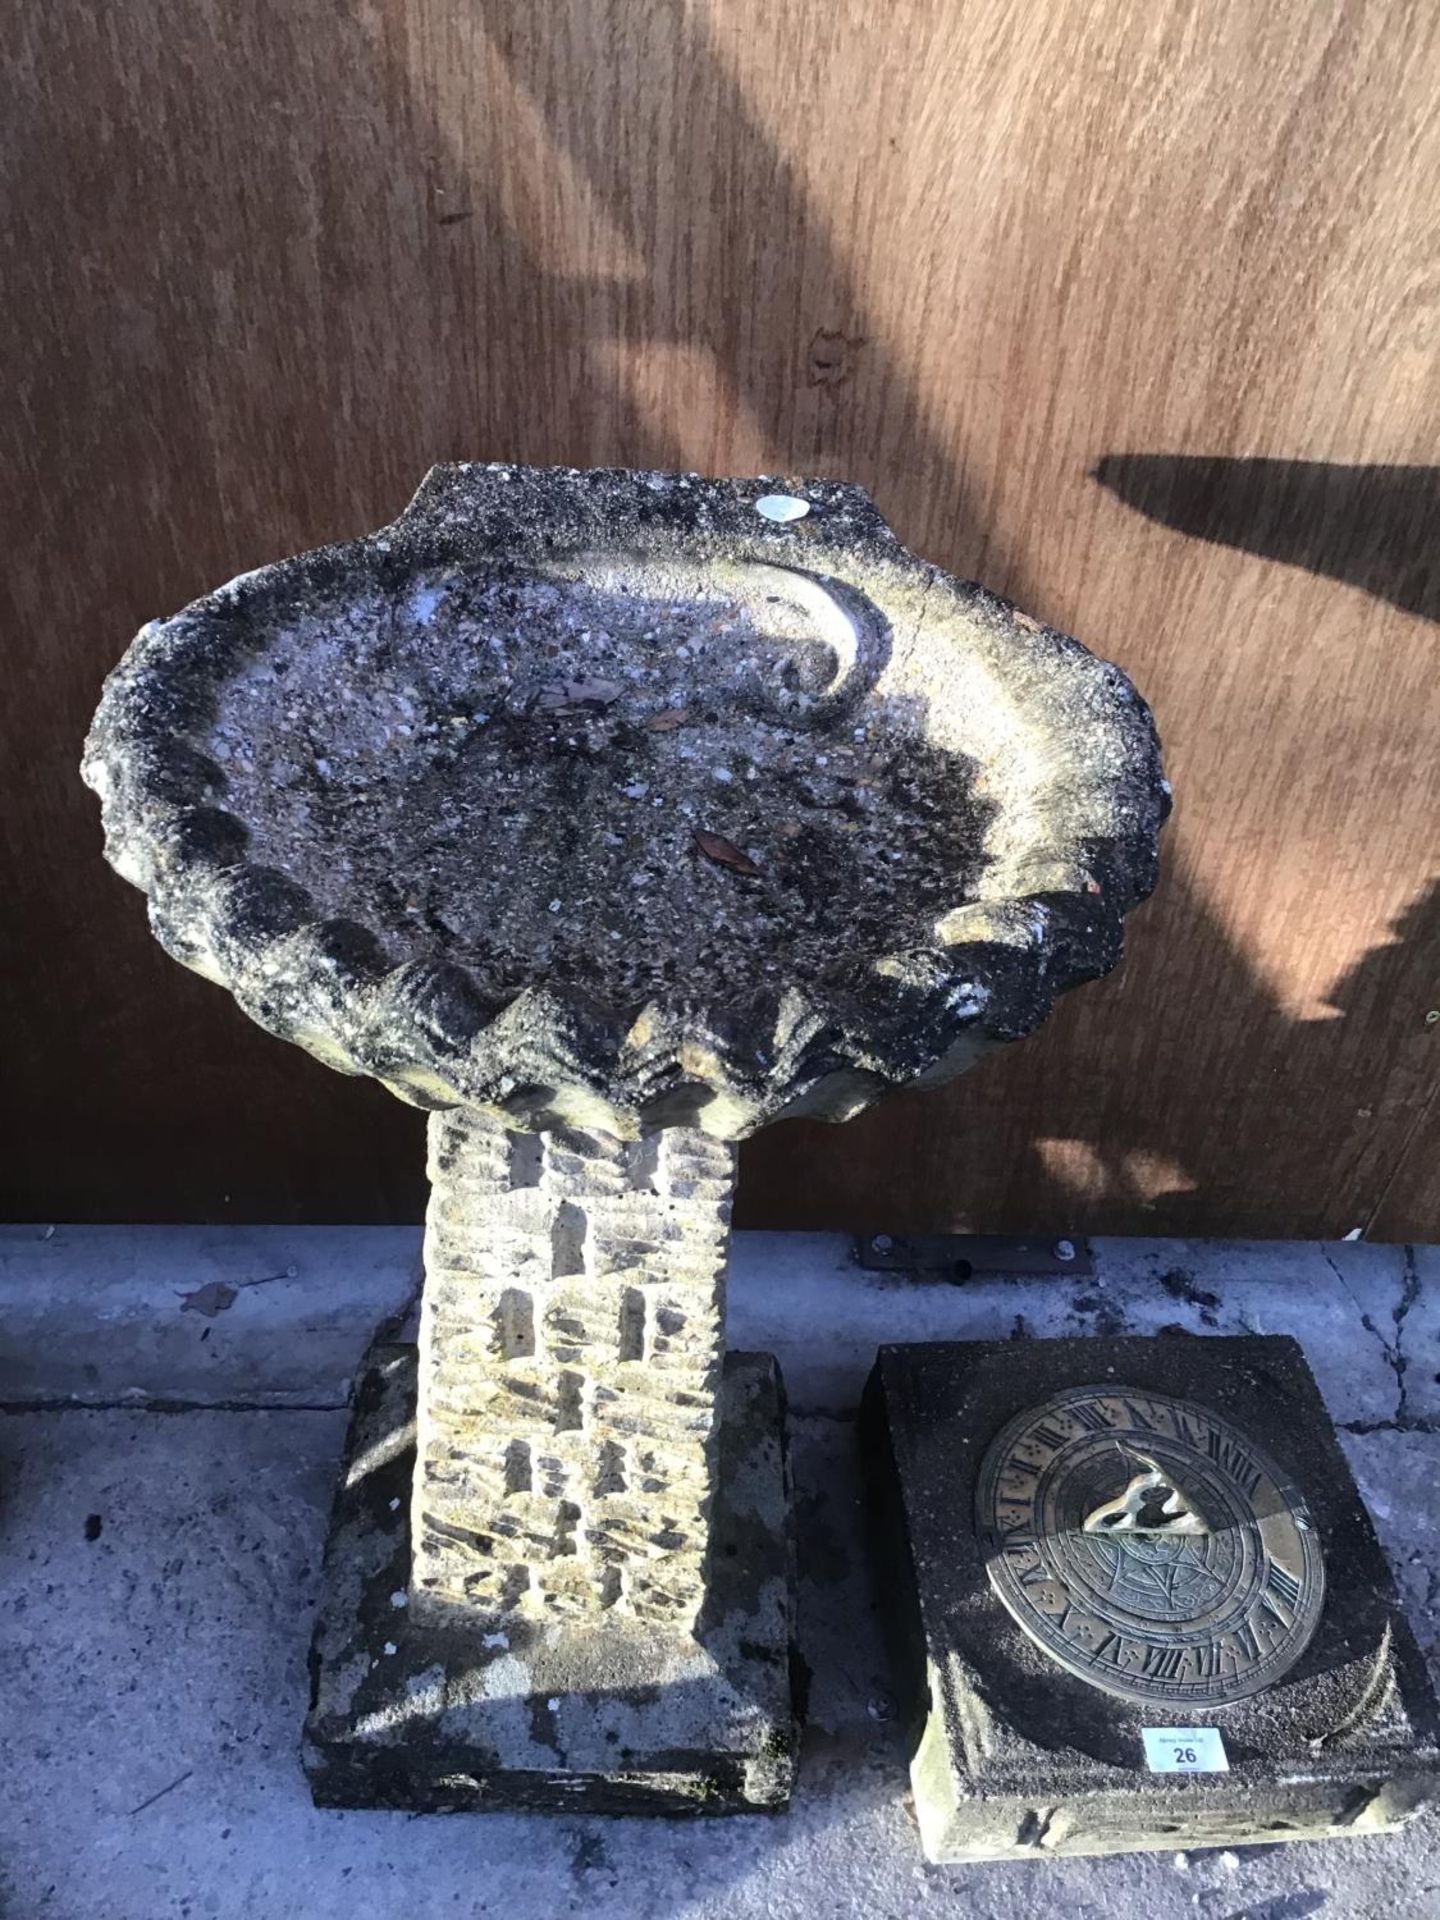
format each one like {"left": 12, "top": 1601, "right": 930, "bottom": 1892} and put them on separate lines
{"left": 1053, "top": 1238, "right": 1077, "bottom": 1262}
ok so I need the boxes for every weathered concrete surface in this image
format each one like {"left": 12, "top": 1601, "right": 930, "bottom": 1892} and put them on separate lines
{"left": 0, "top": 1223, "right": 422, "bottom": 1408}
{"left": 1, "top": 1231, "right": 1437, "bottom": 1917}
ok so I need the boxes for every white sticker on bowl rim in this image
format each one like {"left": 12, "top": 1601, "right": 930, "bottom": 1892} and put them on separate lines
{"left": 754, "top": 493, "right": 811, "bottom": 522}
{"left": 1141, "top": 1727, "right": 1229, "bottom": 1774}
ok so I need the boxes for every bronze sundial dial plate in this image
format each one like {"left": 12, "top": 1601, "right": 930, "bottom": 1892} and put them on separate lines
{"left": 975, "top": 1385, "right": 1325, "bottom": 1708}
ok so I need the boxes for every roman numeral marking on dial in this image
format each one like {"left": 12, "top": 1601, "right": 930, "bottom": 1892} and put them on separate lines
{"left": 1205, "top": 1427, "right": 1261, "bottom": 1498}
{"left": 1229, "top": 1616, "right": 1263, "bottom": 1662}
{"left": 1121, "top": 1399, "right": 1161, "bottom": 1431}
{"left": 1262, "top": 1558, "right": 1303, "bottom": 1621}
{"left": 1143, "top": 1644, "right": 1187, "bottom": 1682}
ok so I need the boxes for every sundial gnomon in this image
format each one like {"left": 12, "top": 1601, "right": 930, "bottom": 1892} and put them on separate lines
{"left": 975, "top": 1386, "right": 1325, "bottom": 1707}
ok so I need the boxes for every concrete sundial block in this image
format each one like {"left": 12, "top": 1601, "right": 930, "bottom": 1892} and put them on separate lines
{"left": 82, "top": 464, "right": 1169, "bottom": 1813}
{"left": 864, "top": 1335, "right": 1440, "bottom": 1861}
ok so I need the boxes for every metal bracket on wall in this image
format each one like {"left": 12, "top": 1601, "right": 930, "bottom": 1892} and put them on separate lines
{"left": 856, "top": 1234, "right": 1093, "bottom": 1282}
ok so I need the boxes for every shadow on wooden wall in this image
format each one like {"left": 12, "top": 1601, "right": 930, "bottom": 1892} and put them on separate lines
{"left": 740, "top": 862, "right": 1440, "bottom": 1240}
{"left": 1096, "top": 458, "right": 1440, "bottom": 622}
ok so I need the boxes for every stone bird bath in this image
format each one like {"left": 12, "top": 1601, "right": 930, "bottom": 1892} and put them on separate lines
{"left": 83, "top": 464, "right": 1167, "bottom": 1813}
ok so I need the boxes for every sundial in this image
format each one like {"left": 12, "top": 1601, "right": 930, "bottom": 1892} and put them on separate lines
{"left": 975, "top": 1386, "right": 1325, "bottom": 1708}
{"left": 866, "top": 1335, "right": 1440, "bottom": 1863}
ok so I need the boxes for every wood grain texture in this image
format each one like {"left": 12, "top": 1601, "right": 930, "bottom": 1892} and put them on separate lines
{"left": 4, "top": 0, "right": 1438, "bottom": 1237}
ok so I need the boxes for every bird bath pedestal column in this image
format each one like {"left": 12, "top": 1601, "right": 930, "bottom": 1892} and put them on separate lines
{"left": 414, "top": 1115, "right": 734, "bottom": 1635}
{"left": 307, "top": 1112, "right": 790, "bottom": 1813}
{"left": 82, "top": 463, "right": 1166, "bottom": 1813}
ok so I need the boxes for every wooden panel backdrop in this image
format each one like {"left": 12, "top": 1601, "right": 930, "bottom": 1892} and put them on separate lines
{"left": 4, "top": 0, "right": 1438, "bottom": 1237}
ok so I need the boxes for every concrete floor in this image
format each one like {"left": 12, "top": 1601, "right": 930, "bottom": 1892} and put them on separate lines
{"left": 1, "top": 1226, "right": 1437, "bottom": 1920}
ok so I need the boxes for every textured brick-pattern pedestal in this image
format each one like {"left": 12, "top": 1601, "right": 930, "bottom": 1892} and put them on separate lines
{"left": 301, "top": 1115, "right": 800, "bottom": 1814}
{"left": 415, "top": 1115, "right": 734, "bottom": 1632}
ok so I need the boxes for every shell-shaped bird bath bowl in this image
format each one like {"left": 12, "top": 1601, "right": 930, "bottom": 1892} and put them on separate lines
{"left": 83, "top": 465, "right": 1167, "bottom": 1813}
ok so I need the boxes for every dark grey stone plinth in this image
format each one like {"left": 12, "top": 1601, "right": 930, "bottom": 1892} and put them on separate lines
{"left": 864, "top": 1335, "right": 1440, "bottom": 1862}
{"left": 304, "top": 1348, "right": 800, "bottom": 1814}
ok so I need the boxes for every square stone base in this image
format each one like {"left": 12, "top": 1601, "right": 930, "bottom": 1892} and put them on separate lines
{"left": 303, "top": 1347, "right": 800, "bottom": 1814}
{"left": 864, "top": 1335, "right": 1440, "bottom": 1862}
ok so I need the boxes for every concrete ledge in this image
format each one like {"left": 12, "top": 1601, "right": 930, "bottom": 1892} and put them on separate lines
{"left": 3, "top": 1228, "right": 1432, "bottom": 1430}
{"left": 0, "top": 1224, "right": 421, "bottom": 1408}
